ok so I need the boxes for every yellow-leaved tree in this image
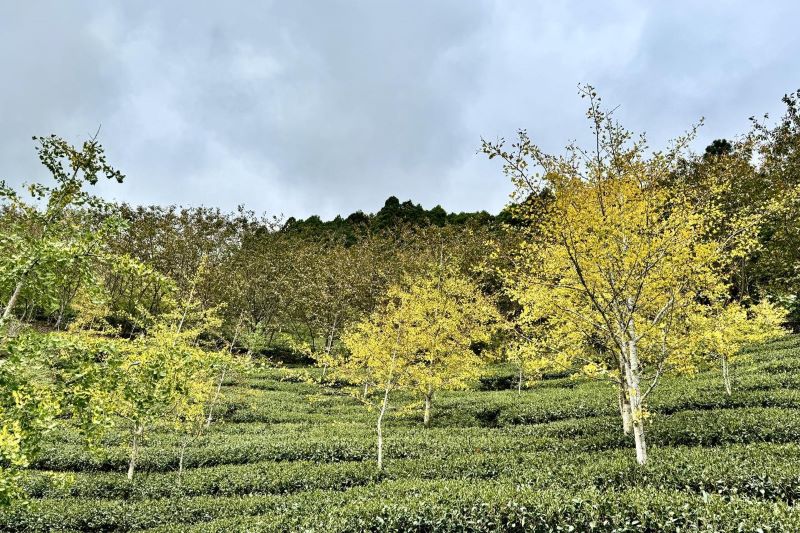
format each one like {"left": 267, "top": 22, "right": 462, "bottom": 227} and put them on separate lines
{"left": 690, "top": 301, "right": 786, "bottom": 395}
{"left": 484, "top": 86, "right": 732, "bottom": 465}
{"left": 401, "top": 260, "right": 500, "bottom": 426}
{"left": 340, "top": 290, "right": 411, "bottom": 470}
{"left": 340, "top": 259, "right": 498, "bottom": 468}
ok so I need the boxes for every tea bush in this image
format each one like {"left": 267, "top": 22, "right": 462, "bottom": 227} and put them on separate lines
{"left": 3, "top": 336, "right": 800, "bottom": 531}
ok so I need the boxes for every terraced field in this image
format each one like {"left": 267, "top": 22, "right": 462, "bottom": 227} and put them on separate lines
{"left": 4, "top": 336, "right": 800, "bottom": 531}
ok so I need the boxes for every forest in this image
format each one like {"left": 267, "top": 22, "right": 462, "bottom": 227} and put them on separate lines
{"left": 1, "top": 87, "right": 800, "bottom": 531}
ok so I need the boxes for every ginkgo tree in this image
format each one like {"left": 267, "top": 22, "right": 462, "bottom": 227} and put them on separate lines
{"left": 690, "top": 301, "right": 786, "bottom": 395}
{"left": 0, "top": 134, "right": 124, "bottom": 333}
{"left": 340, "top": 289, "right": 412, "bottom": 470}
{"left": 484, "top": 86, "right": 738, "bottom": 465}
{"left": 111, "top": 267, "right": 233, "bottom": 481}
{"left": 339, "top": 260, "right": 498, "bottom": 468}
{"left": 400, "top": 259, "right": 500, "bottom": 426}
{"left": 0, "top": 134, "right": 126, "bottom": 503}
{"left": 0, "top": 333, "right": 65, "bottom": 504}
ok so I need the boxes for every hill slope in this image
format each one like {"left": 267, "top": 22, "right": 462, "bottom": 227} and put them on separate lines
{"left": 3, "top": 337, "right": 800, "bottom": 531}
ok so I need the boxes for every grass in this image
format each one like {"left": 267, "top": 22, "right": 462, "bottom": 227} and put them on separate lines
{"left": 3, "top": 336, "right": 800, "bottom": 531}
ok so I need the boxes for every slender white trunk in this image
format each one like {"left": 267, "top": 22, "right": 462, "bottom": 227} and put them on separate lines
{"left": 517, "top": 367, "right": 523, "bottom": 395}
{"left": 325, "top": 316, "right": 338, "bottom": 354}
{"left": 362, "top": 381, "right": 369, "bottom": 399}
{"left": 376, "top": 385, "right": 390, "bottom": 470}
{"left": 205, "top": 366, "right": 228, "bottom": 428}
{"left": 632, "top": 411, "right": 647, "bottom": 465}
{"left": 205, "top": 316, "right": 242, "bottom": 427}
{"left": 376, "top": 331, "right": 401, "bottom": 471}
{"left": 176, "top": 273, "right": 200, "bottom": 335}
{"left": 722, "top": 355, "right": 732, "bottom": 396}
{"left": 618, "top": 381, "right": 632, "bottom": 435}
{"left": 423, "top": 390, "right": 433, "bottom": 427}
{"left": 0, "top": 279, "right": 25, "bottom": 331}
{"left": 127, "top": 425, "right": 143, "bottom": 481}
{"left": 54, "top": 300, "right": 67, "bottom": 330}
{"left": 321, "top": 316, "right": 338, "bottom": 381}
{"left": 624, "top": 338, "right": 647, "bottom": 465}
{"left": 178, "top": 438, "right": 189, "bottom": 483}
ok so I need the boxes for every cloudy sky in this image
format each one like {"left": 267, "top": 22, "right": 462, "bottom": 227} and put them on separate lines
{"left": 1, "top": 1, "right": 799, "bottom": 219}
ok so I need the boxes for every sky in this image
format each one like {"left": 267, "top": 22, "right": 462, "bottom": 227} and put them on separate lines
{"left": 1, "top": 1, "right": 799, "bottom": 220}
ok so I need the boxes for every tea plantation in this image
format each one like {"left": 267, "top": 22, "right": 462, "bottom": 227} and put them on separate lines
{"left": 4, "top": 337, "right": 800, "bottom": 532}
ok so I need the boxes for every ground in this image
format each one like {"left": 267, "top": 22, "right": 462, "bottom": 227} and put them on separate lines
{"left": 3, "top": 337, "right": 800, "bottom": 531}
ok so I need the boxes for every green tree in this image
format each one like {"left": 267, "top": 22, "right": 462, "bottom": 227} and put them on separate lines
{"left": 690, "top": 301, "right": 787, "bottom": 395}
{"left": 0, "top": 134, "right": 125, "bottom": 503}
{"left": 0, "top": 134, "right": 124, "bottom": 332}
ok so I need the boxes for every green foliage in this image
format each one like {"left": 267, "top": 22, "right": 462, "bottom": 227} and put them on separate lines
{"left": 0, "top": 135, "right": 125, "bottom": 325}
{"left": 0, "top": 336, "right": 798, "bottom": 529}
{"left": 284, "top": 196, "right": 497, "bottom": 240}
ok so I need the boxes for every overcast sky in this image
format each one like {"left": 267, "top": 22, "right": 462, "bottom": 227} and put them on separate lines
{"left": 1, "top": 1, "right": 799, "bottom": 219}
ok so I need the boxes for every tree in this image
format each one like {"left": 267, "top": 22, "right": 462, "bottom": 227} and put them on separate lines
{"left": 111, "top": 308, "right": 225, "bottom": 481}
{"left": 504, "top": 325, "right": 556, "bottom": 394}
{"left": 399, "top": 259, "right": 499, "bottom": 426}
{"left": 0, "top": 134, "right": 126, "bottom": 503}
{"left": 89, "top": 258, "right": 230, "bottom": 482}
{"left": 110, "top": 205, "right": 247, "bottom": 332}
{"left": 484, "top": 86, "right": 728, "bottom": 465}
{"left": 341, "top": 289, "right": 413, "bottom": 470}
{"left": 690, "top": 301, "right": 787, "bottom": 395}
{"left": 747, "top": 91, "right": 800, "bottom": 323}
{"left": 667, "top": 92, "right": 800, "bottom": 316}
{"left": 308, "top": 233, "right": 399, "bottom": 379}
{"left": 0, "top": 134, "right": 124, "bottom": 332}
{"left": 0, "top": 332, "right": 65, "bottom": 503}
{"left": 338, "top": 253, "right": 499, "bottom": 469}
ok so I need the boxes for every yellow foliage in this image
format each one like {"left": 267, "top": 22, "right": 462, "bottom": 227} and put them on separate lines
{"left": 340, "top": 261, "right": 499, "bottom": 402}
{"left": 689, "top": 300, "right": 787, "bottom": 367}
{"left": 507, "top": 171, "right": 724, "bottom": 382}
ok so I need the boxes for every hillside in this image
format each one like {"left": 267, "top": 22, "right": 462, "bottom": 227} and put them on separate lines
{"left": 3, "top": 336, "right": 800, "bottom": 531}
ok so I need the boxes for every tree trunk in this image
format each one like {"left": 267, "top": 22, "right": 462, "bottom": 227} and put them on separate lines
{"left": 423, "top": 388, "right": 434, "bottom": 427}
{"left": 362, "top": 381, "right": 369, "bottom": 400}
{"left": 376, "top": 385, "right": 390, "bottom": 470}
{"left": 23, "top": 301, "right": 35, "bottom": 322}
{"left": 423, "top": 396, "right": 431, "bottom": 427}
{"left": 517, "top": 367, "right": 523, "bottom": 395}
{"left": 325, "top": 316, "right": 337, "bottom": 355}
{"left": 205, "top": 366, "right": 228, "bottom": 428}
{"left": 618, "top": 382, "right": 632, "bottom": 435}
{"left": 722, "top": 355, "right": 732, "bottom": 396}
{"left": 307, "top": 323, "right": 316, "bottom": 351}
{"left": 0, "top": 279, "right": 25, "bottom": 331}
{"left": 54, "top": 300, "right": 67, "bottom": 330}
{"left": 624, "top": 339, "right": 647, "bottom": 465}
{"left": 127, "top": 425, "right": 143, "bottom": 481}
{"left": 320, "top": 316, "right": 338, "bottom": 381}
{"left": 632, "top": 409, "right": 647, "bottom": 466}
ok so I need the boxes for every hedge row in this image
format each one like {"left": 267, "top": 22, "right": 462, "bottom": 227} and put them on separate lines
{"left": 22, "top": 443, "right": 800, "bottom": 508}
{"left": 5, "top": 481, "right": 800, "bottom": 532}
{"left": 32, "top": 405, "right": 800, "bottom": 473}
